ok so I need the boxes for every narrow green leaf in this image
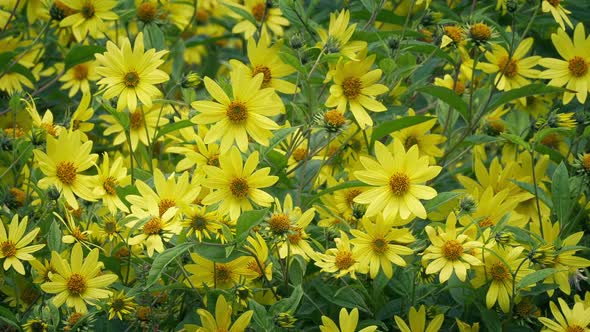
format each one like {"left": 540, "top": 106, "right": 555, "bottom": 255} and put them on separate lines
{"left": 486, "top": 84, "right": 564, "bottom": 113}
{"left": 517, "top": 268, "right": 557, "bottom": 289}
{"left": 552, "top": 162, "right": 572, "bottom": 223}
{"left": 418, "top": 86, "right": 467, "bottom": 120}
{"left": 289, "top": 255, "right": 306, "bottom": 286}
{"left": 0, "top": 51, "right": 17, "bottom": 72}
{"left": 511, "top": 180, "right": 552, "bottom": 208}
{"left": 314, "top": 180, "right": 369, "bottom": 198}
{"left": 154, "top": 120, "right": 194, "bottom": 140}
{"left": 47, "top": 221, "right": 62, "bottom": 252}
{"left": 271, "top": 285, "right": 303, "bottom": 315}
{"left": 425, "top": 192, "right": 461, "bottom": 214}
{"left": 64, "top": 45, "right": 106, "bottom": 70}
{"left": 371, "top": 116, "right": 435, "bottom": 141}
{"left": 0, "top": 305, "right": 19, "bottom": 328}
{"left": 144, "top": 242, "right": 195, "bottom": 289}
{"left": 235, "top": 209, "right": 268, "bottom": 243}
{"left": 500, "top": 133, "right": 530, "bottom": 150}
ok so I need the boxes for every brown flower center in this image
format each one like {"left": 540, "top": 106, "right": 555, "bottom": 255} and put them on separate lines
{"left": 547, "top": 0, "right": 561, "bottom": 6}
{"left": 130, "top": 110, "right": 143, "bottom": 130}
{"left": 334, "top": 250, "right": 355, "bottom": 270}
{"left": 251, "top": 2, "right": 266, "bottom": 22}
{"left": 68, "top": 312, "right": 84, "bottom": 326}
{"left": 81, "top": 3, "right": 95, "bottom": 18}
{"left": 0, "top": 241, "right": 16, "bottom": 257}
{"left": 137, "top": 2, "right": 157, "bottom": 23}
{"left": 207, "top": 154, "right": 220, "bottom": 166}
{"left": 582, "top": 154, "right": 590, "bottom": 170}
{"left": 342, "top": 77, "right": 363, "bottom": 100}
{"left": 404, "top": 136, "right": 419, "bottom": 150}
{"left": 103, "top": 220, "right": 117, "bottom": 234}
{"left": 444, "top": 26, "right": 463, "bottom": 43}
{"left": 252, "top": 65, "right": 272, "bottom": 86}
{"left": 215, "top": 264, "right": 232, "bottom": 284}
{"left": 143, "top": 217, "right": 163, "bottom": 235}
{"left": 292, "top": 148, "right": 307, "bottom": 162}
{"left": 498, "top": 56, "right": 518, "bottom": 78}
{"left": 442, "top": 240, "right": 463, "bottom": 260}
{"left": 490, "top": 262, "right": 510, "bottom": 281}
{"left": 568, "top": 56, "right": 588, "bottom": 77}
{"left": 229, "top": 177, "right": 249, "bottom": 199}
{"left": 103, "top": 176, "right": 117, "bottom": 196}
{"left": 566, "top": 326, "right": 585, "bottom": 332}
{"left": 73, "top": 64, "right": 89, "bottom": 80}
{"left": 226, "top": 101, "right": 248, "bottom": 124}
{"left": 371, "top": 237, "right": 388, "bottom": 254}
{"left": 454, "top": 81, "right": 466, "bottom": 95}
{"left": 269, "top": 213, "right": 291, "bottom": 235}
{"left": 389, "top": 172, "right": 410, "bottom": 196}
{"left": 66, "top": 273, "right": 87, "bottom": 295}
{"left": 324, "top": 109, "right": 346, "bottom": 127}
{"left": 287, "top": 227, "right": 303, "bottom": 244}
{"left": 124, "top": 71, "right": 140, "bottom": 88}
{"left": 470, "top": 23, "right": 492, "bottom": 41}
{"left": 191, "top": 215, "right": 209, "bottom": 231}
{"left": 56, "top": 161, "right": 77, "bottom": 186}
{"left": 158, "top": 199, "right": 176, "bottom": 216}
{"left": 345, "top": 189, "right": 363, "bottom": 206}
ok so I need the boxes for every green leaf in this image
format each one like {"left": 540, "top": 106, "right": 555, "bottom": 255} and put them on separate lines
{"left": 47, "top": 221, "right": 62, "bottom": 252}
{"left": 486, "top": 84, "right": 564, "bottom": 113}
{"left": 314, "top": 180, "right": 369, "bottom": 198}
{"left": 418, "top": 86, "right": 468, "bottom": 121}
{"left": 144, "top": 242, "right": 195, "bottom": 289}
{"left": 154, "top": 120, "right": 194, "bottom": 140}
{"left": 235, "top": 209, "right": 268, "bottom": 243}
{"left": 0, "top": 305, "right": 19, "bottom": 328}
{"left": 511, "top": 180, "right": 552, "bottom": 209}
{"left": 517, "top": 268, "right": 557, "bottom": 289}
{"left": 289, "top": 255, "right": 306, "bottom": 286}
{"left": 404, "top": 41, "right": 456, "bottom": 64}
{"left": 64, "top": 45, "right": 106, "bottom": 70}
{"left": 476, "top": 302, "right": 502, "bottom": 332}
{"left": 101, "top": 98, "right": 130, "bottom": 129}
{"left": 500, "top": 133, "right": 530, "bottom": 150}
{"left": 533, "top": 127, "right": 573, "bottom": 144}
{"left": 261, "top": 126, "right": 299, "bottom": 158}
{"left": 7, "top": 63, "right": 35, "bottom": 84}
{"left": 371, "top": 116, "right": 435, "bottom": 141}
{"left": 425, "top": 192, "right": 461, "bottom": 214}
{"left": 143, "top": 23, "right": 166, "bottom": 51}
{"left": 552, "top": 162, "right": 572, "bottom": 223}
{"left": 535, "top": 144, "right": 564, "bottom": 164}
{"left": 225, "top": 2, "right": 257, "bottom": 25}
{"left": 0, "top": 51, "right": 17, "bottom": 72}
{"left": 271, "top": 285, "right": 303, "bottom": 315}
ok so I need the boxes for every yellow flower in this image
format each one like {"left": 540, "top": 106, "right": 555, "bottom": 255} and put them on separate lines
{"left": 229, "top": 0, "right": 289, "bottom": 41}
{"left": 244, "top": 232, "right": 273, "bottom": 281}
{"left": 181, "top": 206, "right": 221, "bottom": 242}
{"left": 316, "top": 9, "right": 367, "bottom": 60}
{"left": 325, "top": 54, "right": 389, "bottom": 129}
{"left": 40, "top": 243, "right": 118, "bottom": 313}
{"left": 69, "top": 93, "right": 95, "bottom": 139}
{"left": 538, "top": 298, "right": 590, "bottom": 332}
{"left": 23, "top": 97, "right": 63, "bottom": 138}
{"left": 350, "top": 216, "right": 414, "bottom": 278}
{"left": 394, "top": 305, "right": 444, "bottom": 332}
{"left": 33, "top": 130, "right": 99, "bottom": 209}
{"left": 392, "top": 112, "right": 447, "bottom": 159}
{"left": 126, "top": 200, "right": 181, "bottom": 257}
{"left": 59, "top": 0, "right": 118, "bottom": 40}
{"left": 93, "top": 153, "right": 130, "bottom": 214}
{"left": 315, "top": 231, "right": 366, "bottom": 279}
{"left": 477, "top": 38, "right": 540, "bottom": 92}
{"left": 319, "top": 307, "right": 377, "bottom": 332}
{"left": 539, "top": 23, "right": 590, "bottom": 104}
{"left": 95, "top": 32, "right": 169, "bottom": 112}
{"left": 0, "top": 215, "right": 45, "bottom": 275}
{"left": 107, "top": 290, "right": 135, "bottom": 320}
{"left": 201, "top": 147, "right": 278, "bottom": 220}
{"left": 456, "top": 319, "right": 480, "bottom": 332}
{"left": 184, "top": 295, "right": 253, "bottom": 332}
{"left": 354, "top": 140, "right": 441, "bottom": 220}
{"left": 191, "top": 71, "right": 283, "bottom": 153}
{"left": 165, "top": 123, "right": 220, "bottom": 173}
{"left": 59, "top": 61, "right": 99, "bottom": 97}
{"left": 542, "top": 0, "right": 573, "bottom": 30}
{"left": 423, "top": 213, "right": 482, "bottom": 282}
{"left": 185, "top": 253, "right": 254, "bottom": 289}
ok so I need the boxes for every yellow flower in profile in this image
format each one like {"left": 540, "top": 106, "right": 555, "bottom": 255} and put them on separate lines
{"left": 59, "top": 0, "right": 118, "bottom": 40}
{"left": 538, "top": 298, "right": 590, "bottom": 332}
{"left": 539, "top": 23, "right": 590, "bottom": 104}
{"left": 0, "top": 215, "right": 45, "bottom": 275}
{"left": 350, "top": 217, "right": 414, "bottom": 279}
{"left": 33, "top": 130, "right": 99, "bottom": 209}
{"left": 244, "top": 232, "right": 273, "bottom": 281}
{"left": 392, "top": 111, "right": 447, "bottom": 159}
{"left": 354, "top": 140, "right": 441, "bottom": 220}
{"left": 185, "top": 253, "right": 254, "bottom": 289}
{"left": 477, "top": 38, "right": 540, "bottom": 92}
{"left": 94, "top": 153, "right": 130, "bottom": 214}
{"left": 201, "top": 147, "right": 278, "bottom": 220}
{"left": 59, "top": 61, "right": 99, "bottom": 97}
{"left": 315, "top": 232, "right": 366, "bottom": 279}
{"left": 185, "top": 295, "right": 253, "bottom": 332}
{"left": 423, "top": 213, "right": 482, "bottom": 282}
{"left": 316, "top": 9, "right": 367, "bottom": 60}
{"left": 40, "top": 243, "right": 118, "bottom": 313}
{"left": 126, "top": 199, "right": 181, "bottom": 257}
{"left": 23, "top": 97, "right": 63, "bottom": 137}
{"left": 191, "top": 70, "right": 283, "bottom": 153}
{"left": 456, "top": 319, "right": 480, "bottom": 332}
{"left": 229, "top": 0, "right": 289, "bottom": 41}
{"left": 69, "top": 93, "right": 95, "bottom": 140}
{"left": 542, "top": 0, "right": 573, "bottom": 30}
{"left": 319, "top": 307, "right": 377, "bottom": 332}
{"left": 394, "top": 305, "right": 444, "bottom": 332}
{"left": 95, "top": 32, "right": 169, "bottom": 112}
{"left": 325, "top": 54, "right": 389, "bottom": 129}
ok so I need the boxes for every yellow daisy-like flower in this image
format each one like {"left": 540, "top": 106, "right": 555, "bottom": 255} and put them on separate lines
{"left": 181, "top": 206, "right": 221, "bottom": 242}
{"left": 319, "top": 307, "right": 377, "bottom": 332}
{"left": 23, "top": 97, "right": 63, "bottom": 138}
{"left": 477, "top": 38, "right": 541, "bottom": 92}
{"left": 185, "top": 253, "right": 254, "bottom": 289}
{"left": 394, "top": 305, "right": 444, "bottom": 332}
{"left": 315, "top": 231, "right": 366, "bottom": 279}
{"left": 423, "top": 213, "right": 483, "bottom": 282}
{"left": 0, "top": 215, "right": 45, "bottom": 275}
{"left": 538, "top": 298, "right": 590, "bottom": 332}
{"left": 325, "top": 54, "right": 389, "bottom": 129}
{"left": 184, "top": 295, "right": 253, "bottom": 332}
{"left": 244, "top": 232, "right": 273, "bottom": 281}
{"left": 201, "top": 147, "right": 278, "bottom": 220}
{"left": 95, "top": 32, "right": 169, "bottom": 112}
{"left": 33, "top": 130, "right": 99, "bottom": 209}
{"left": 40, "top": 243, "right": 118, "bottom": 313}
{"left": 126, "top": 200, "right": 181, "bottom": 257}
{"left": 539, "top": 23, "right": 590, "bottom": 104}
{"left": 69, "top": 93, "right": 95, "bottom": 140}
{"left": 229, "top": 0, "right": 289, "bottom": 41}
{"left": 354, "top": 140, "right": 441, "bottom": 220}
{"left": 59, "top": 0, "right": 118, "bottom": 41}
{"left": 350, "top": 216, "right": 414, "bottom": 279}
{"left": 59, "top": 61, "right": 99, "bottom": 97}
{"left": 93, "top": 153, "right": 130, "bottom": 214}
{"left": 316, "top": 9, "right": 367, "bottom": 60}
{"left": 191, "top": 70, "right": 283, "bottom": 153}
{"left": 542, "top": 0, "right": 573, "bottom": 31}
{"left": 392, "top": 112, "right": 447, "bottom": 159}
{"left": 107, "top": 290, "right": 135, "bottom": 320}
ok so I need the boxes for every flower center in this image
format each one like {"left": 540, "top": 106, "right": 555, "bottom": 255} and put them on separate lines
{"left": 104, "top": 220, "right": 117, "bottom": 234}
{"left": 246, "top": 260, "right": 263, "bottom": 276}
{"left": 226, "top": 101, "right": 248, "bottom": 124}
{"left": 73, "top": 64, "right": 89, "bottom": 80}
{"left": 389, "top": 172, "right": 410, "bottom": 196}
{"left": 252, "top": 65, "right": 272, "bottom": 86}
{"left": 124, "top": 71, "right": 140, "bottom": 88}
{"left": 68, "top": 312, "right": 84, "bottom": 326}
{"left": 547, "top": 0, "right": 561, "bottom": 6}
{"left": 582, "top": 154, "right": 590, "bottom": 170}
{"left": 103, "top": 176, "right": 117, "bottom": 196}
{"left": 215, "top": 264, "right": 232, "bottom": 284}
{"left": 444, "top": 26, "right": 463, "bottom": 43}
{"left": 498, "top": 56, "right": 518, "bottom": 78}
{"left": 490, "top": 262, "right": 510, "bottom": 281}
{"left": 41, "top": 123, "right": 58, "bottom": 137}
{"left": 568, "top": 56, "right": 588, "bottom": 77}
{"left": 56, "top": 161, "right": 77, "bottom": 186}
{"left": 371, "top": 237, "right": 388, "bottom": 255}
{"left": 143, "top": 217, "right": 163, "bottom": 235}
{"left": 324, "top": 109, "right": 346, "bottom": 128}
{"left": 0, "top": 241, "right": 16, "bottom": 257}
{"left": 345, "top": 189, "right": 363, "bottom": 206}
{"left": 137, "top": 2, "right": 157, "bottom": 23}
{"left": 130, "top": 110, "right": 144, "bottom": 130}
{"left": 287, "top": 227, "right": 303, "bottom": 244}
{"left": 191, "top": 215, "right": 209, "bottom": 231}
{"left": 566, "top": 326, "right": 585, "bottom": 332}
{"left": 292, "top": 148, "right": 307, "bottom": 162}
{"left": 334, "top": 250, "right": 355, "bottom": 270}
{"left": 342, "top": 77, "right": 363, "bottom": 99}
{"left": 442, "top": 240, "right": 463, "bottom": 261}
{"left": 404, "top": 136, "right": 419, "bottom": 150}
{"left": 112, "top": 298, "right": 126, "bottom": 311}
{"left": 71, "top": 227, "right": 87, "bottom": 241}
{"left": 470, "top": 23, "right": 492, "bottom": 41}
{"left": 158, "top": 198, "right": 176, "bottom": 216}
{"left": 478, "top": 216, "right": 495, "bottom": 227}
{"left": 541, "top": 133, "right": 560, "bottom": 149}
{"left": 454, "top": 81, "right": 466, "bottom": 95}
{"left": 251, "top": 2, "right": 266, "bottom": 22}
{"left": 207, "top": 154, "right": 220, "bottom": 166}
{"left": 80, "top": 3, "right": 95, "bottom": 18}
{"left": 229, "top": 177, "right": 249, "bottom": 199}
{"left": 66, "top": 273, "right": 87, "bottom": 295}
{"left": 269, "top": 213, "right": 291, "bottom": 235}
